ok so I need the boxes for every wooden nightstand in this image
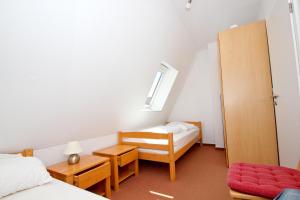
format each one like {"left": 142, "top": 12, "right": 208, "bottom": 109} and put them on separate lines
{"left": 93, "top": 145, "right": 139, "bottom": 191}
{"left": 47, "top": 155, "right": 111, "bottom": 198}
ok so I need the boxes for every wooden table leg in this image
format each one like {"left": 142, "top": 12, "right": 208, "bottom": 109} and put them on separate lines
{"left": 134, "top": 159, "right": 139, "bottom": 176}
{"left": 112, "top": 155, "right": 119, "bottom": 191}
{"left": 169, "top": 161, "right": 176, "bottom": 181}
{"left": 105, "top": 176, "right": 111, "bottom": 198}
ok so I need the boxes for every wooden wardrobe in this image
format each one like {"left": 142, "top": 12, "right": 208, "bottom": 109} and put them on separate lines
{"left": 219, "top": 21, "right": 279, "bottom": 166}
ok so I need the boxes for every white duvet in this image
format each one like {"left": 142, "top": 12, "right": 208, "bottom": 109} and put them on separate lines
{"left": 1, "top": 179, "right": 108, "bottom": 200}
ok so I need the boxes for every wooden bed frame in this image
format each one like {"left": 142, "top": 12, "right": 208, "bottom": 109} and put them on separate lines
{"left": 230, "top": 161, "right": 300, "bottom": 200}
{"left": 19, "top": 149, "right": 34, "bottom": 157}
{"left": 118, "top": 121, "right": 202, "bottom": 181}
{"left": 0, "top": 149, "right": 34, "bottom": 157}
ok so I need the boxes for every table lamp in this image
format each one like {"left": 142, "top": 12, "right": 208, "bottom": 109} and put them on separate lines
{"left": 64, "top": 141, "right": 82, "bottom": 165}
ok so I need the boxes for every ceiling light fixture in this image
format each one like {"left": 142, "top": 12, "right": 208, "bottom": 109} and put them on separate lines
{"left": 230, "top": 24, "right": 239, "bottom": 29}
{"left": 185, "top": 0, "right": 192, "bottom": 10}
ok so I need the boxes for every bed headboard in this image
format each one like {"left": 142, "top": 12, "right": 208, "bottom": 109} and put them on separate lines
{"left": 19, "top": 149, "right": 33, "bottom": 157}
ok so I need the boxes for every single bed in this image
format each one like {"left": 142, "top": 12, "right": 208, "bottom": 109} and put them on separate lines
{"left": 1, "top": 149, "right": 108, "bottom": 200}
{"left": 118, "top": 121, "right": 202, "bottom": 181}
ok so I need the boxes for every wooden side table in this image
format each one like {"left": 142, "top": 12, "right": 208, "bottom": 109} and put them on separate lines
{"left": 47, "top": 155, "right": 111, "bottom": 198}
{"left": 93, "top": 145, "right": 139, "bottom": 191}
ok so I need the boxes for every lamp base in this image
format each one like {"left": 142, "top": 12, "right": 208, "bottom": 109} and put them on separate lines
{"left": 68, "top": 154, "right": 80, "bottom": 165}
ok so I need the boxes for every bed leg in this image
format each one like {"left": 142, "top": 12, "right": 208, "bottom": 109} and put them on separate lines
{"left": 199, "top": 138, "right": 202, "bottom": 146}
{"left": 169, "top": 161, "right": 176, "bottom": 181}
{"left": 167, "top": 133, "right": 176, "bottom": 181}
{"left": 198, "top": 123, "right": 202, "bottom": 146}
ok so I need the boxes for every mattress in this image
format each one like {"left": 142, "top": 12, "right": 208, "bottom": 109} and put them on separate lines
{"left": 1, "top": 179, "right": 108, "bottom": 200}
{"left": 124, "top": 126, "right": 199, "bottom": 155}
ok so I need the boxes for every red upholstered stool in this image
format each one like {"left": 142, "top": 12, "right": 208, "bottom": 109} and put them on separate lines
{"left": 227, "top": 163, "right": 300, "bottom": 200}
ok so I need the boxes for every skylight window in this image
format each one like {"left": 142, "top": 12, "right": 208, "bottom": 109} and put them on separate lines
{"left": 143, "top": 62, "right": 178, "bottom": 111}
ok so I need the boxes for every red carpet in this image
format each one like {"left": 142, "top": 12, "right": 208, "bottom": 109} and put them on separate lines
{"left": 109, "top": 145, "right": 231, "bottom": 200}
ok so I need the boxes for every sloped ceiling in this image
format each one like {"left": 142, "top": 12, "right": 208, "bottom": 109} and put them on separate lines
{"left": 0, "top": 0, "right": 196, "bottom": 152}
{"left": 172, "top": 0, "right": 264, "bottom": 48}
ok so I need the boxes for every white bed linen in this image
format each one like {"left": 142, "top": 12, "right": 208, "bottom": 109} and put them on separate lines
{"left": 1, "top": 179, "right": 108, "bottom": 200}
{"left": 123, "top": 126, "right": 199, "bottom": 155}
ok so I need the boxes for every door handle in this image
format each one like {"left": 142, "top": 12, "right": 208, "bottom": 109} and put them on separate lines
{"left": 273, "top": 95, "right": 279, "bottom": 106}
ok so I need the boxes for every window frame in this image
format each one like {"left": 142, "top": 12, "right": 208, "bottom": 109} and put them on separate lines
{"left": 143, "top": 62, "right": 178, "bottom": 111}
{"left": 145, "top": 71, "right": 164, "bottom": 107}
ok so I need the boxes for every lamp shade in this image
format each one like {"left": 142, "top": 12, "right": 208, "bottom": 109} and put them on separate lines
{"left": 64, "top": 141, "right": 83, "bottom": 155}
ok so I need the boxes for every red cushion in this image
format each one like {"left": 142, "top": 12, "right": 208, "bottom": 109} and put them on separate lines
{"left": 227, "top": 163, "right": 300, "bottom": 198}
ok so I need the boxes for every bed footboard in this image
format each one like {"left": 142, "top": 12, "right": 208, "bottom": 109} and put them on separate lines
{"left": 118, "top": 131, "right": 176, "bottom": 180}
{"left": 118, "top": 132, "right": 171, "bottom": 151}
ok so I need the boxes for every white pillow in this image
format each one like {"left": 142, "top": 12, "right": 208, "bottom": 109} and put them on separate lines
{"left": 0, "top": 157, "right": 52, "bottom": 198}
{"left": 143, "top": 126, "right": 169, "bottom": 133}
{"left": 174, "top": 124, "right": 189, "bottom": 131}
{"left": 163, "top": 125, "right": 184, "bottom": 134}
{"left": 167, "top": 122, "right": 196, "bottom": 130}
{"left": 0, "top": 153, "right": 22, "bottom": 159}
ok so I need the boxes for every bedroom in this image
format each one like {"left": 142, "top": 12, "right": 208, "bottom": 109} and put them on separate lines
{"left": 0, "top": 0, "right": 300, "bottom": 200}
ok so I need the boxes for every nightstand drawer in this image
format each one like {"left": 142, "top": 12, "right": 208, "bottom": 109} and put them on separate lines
{"left": 118, "top": 149, "right": 138, "bottom": 167}
{"left": 74, "top": 162, "right": 110, "bottom": 189}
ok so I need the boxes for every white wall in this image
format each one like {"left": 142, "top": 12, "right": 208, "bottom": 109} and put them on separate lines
{"left": 35, "top": 134, "right": 117, "bottom": 166}
{"left": 257, "top": 0, "right": 276, "bottom": 20}
{"left": 169, "top": 45, "right": 224, "bottom": 147}
{"left": 207, "top": 43, "right": 224, "bottom": 148}
{"left": 0, "top": 0, "right": 197, "bottom": 156}
{"left": 260, "top": 0, "right": 300, "bottom": 168}
{"left": 169, "top": 50, "right": 214, "bottom": 144}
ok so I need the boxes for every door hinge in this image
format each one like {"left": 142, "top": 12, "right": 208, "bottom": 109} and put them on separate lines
{"left": 289, "top": 2, "right": 294, "bottom": 13}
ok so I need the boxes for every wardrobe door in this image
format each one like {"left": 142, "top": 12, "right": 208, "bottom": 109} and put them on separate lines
{"left": 219, "top": 21, "right": 279, "bottom": 166}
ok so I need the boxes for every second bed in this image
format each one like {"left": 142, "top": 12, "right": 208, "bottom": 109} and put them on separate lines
{"left": 118, "top": 121, "right": 202, "bottom": 181}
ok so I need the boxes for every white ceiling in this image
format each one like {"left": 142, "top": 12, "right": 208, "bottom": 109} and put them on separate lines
{"left": 172, "top": 0, "right": 265, "bottom": 49}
